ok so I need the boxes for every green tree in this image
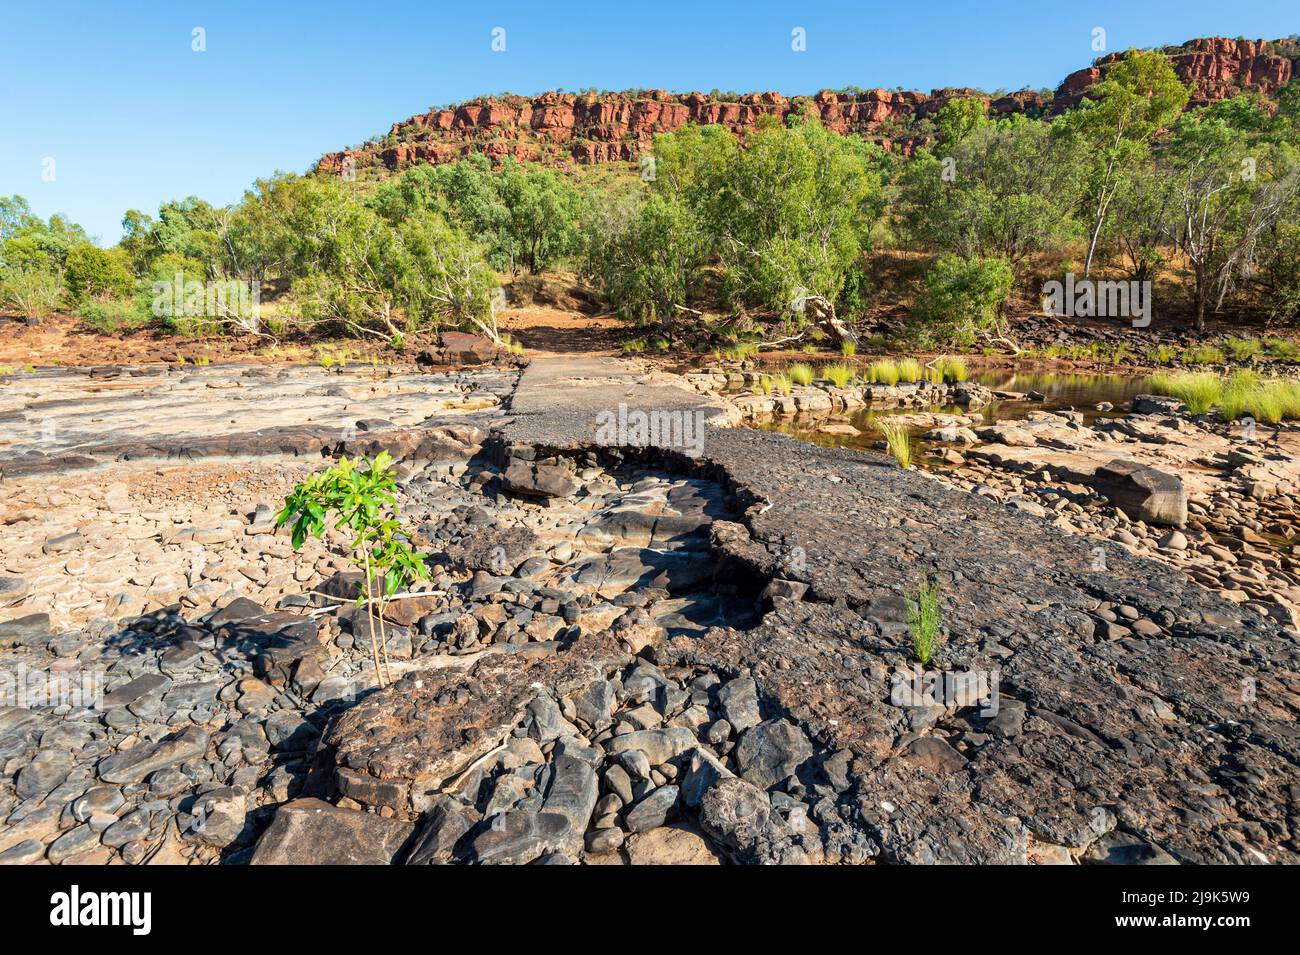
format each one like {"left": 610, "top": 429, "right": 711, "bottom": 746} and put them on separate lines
{"left": 1165, "top": 101, "right": 1300, "bottom": 330}
{"left": 897, "top": 114, "right": 1084, "bottom": 274}
{"left": 1064, "top": 50, "right": 1190, "bottom": 278}
{"left": 63, "top": 244, "right": 135, "bottom": 303}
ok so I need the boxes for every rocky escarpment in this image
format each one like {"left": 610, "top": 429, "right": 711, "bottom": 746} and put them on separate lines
{"left": 318, "top": 36, "right": 1299, "bottom": 178}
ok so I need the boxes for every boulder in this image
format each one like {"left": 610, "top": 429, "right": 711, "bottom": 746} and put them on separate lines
{"left": 1091, "top": 459, "right": 1187, "bottom": 526}
{"left": 734, "top": 719, "right": 813, "bottom": 790}
{"left": 502, "top": 460, "right": 579, "bottom": 499}
{"left": 251, "top": 798, "right": 416, "bottom": 864}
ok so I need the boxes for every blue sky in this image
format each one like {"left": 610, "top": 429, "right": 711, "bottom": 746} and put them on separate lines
{"left": 2, "top": 0, "right": 1295, "bottom": 242}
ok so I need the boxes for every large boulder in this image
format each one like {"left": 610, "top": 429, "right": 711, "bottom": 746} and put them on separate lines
{"left": 440, "top": 330, "right": 498, "bottom": 365}
{"left": 1091, "top": 459, "right": 1187, "bottom": 526}
{"left": 250, "top": 798, "right": 416, "bottom": 864}
{"left": 502, "top": 460, "right": 580, "bottom": 499}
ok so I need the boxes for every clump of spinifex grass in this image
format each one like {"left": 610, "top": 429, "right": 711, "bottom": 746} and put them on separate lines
{"left": 869, "top": 359, "right": 900, "bottom": 386}
{"left": 877, "top": 418, "right": 913, "bottom": 469}
{"left": 823, "top": 363, "right": 855, "bottom": 388}
{"left": 787, "top": 362, "right": 814, "bottom": 386}
{"left": 896, "top": 358, "right": 924, "bottom": 383}
{"left": 770, "top": 372, "right": 792, "bottom": 396}
{"left": 1150, "top": 371, "right": 1222, "bottom": 414}
{"left": 841, "top": 340, "right": 857, "bottom": 357}
{"left": 934, "top": 355, "right": 968, "bottom": 382}
{"left": 906, "top": 577, "right": 945, "bottom": 665}
{"left": 1217, "top": 370, "right": 1260, "bottom": 422}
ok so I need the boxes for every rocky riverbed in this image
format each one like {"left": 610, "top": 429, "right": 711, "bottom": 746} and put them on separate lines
{"left": 2, "top": 357, "right": 1298, "bottom": 865}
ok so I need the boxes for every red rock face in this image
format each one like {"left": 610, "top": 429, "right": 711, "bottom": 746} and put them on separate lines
{"left": 317, "top": 36, "right": 1299, "bottom": 178}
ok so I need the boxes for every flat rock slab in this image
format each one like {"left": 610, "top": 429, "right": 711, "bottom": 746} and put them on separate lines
{"left": 250, "top": 798, "right": 416, "bottom": 865}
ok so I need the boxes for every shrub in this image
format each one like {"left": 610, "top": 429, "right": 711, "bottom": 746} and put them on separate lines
{"left": 1218, "top": 370, "right": 1259, "bottom": 421}
{"left": 75, "top": 296, "right": 148, "bottom": 333}
{"left": 64, "top": 244, "right": 135, "bottom": 304}
{"left": 0, "top": 267, "right": 60, "bottom": 320}
{"left": 276, "top": 452, "right": 428, "bottom": 689}
{"left": 787, "top": 362, "right": 814, "bottom": 386}
{"left": 905, "top": 577, "right": 945, "bottom": 665}
{"left": 877, "top": 418, "right": 913, "bottom": 469}
{"left": 1150, "top": 371, "right": 1221, "bottom": 414}
{"left": 909, "top": 253, "right": 1014, "bottom": 348}
{"left": 869, "top": 360, "right": 900, "bottom": 385}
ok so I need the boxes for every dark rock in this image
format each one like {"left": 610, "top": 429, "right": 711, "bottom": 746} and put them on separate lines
{"left": 251, "top": 798, "right": 416, "bottom": 865}
{"left": 98, "top": 726, "right": 210, "bottom": 784}
{"left": 0, "top": 613, "right": 51, "bottom": 648}
{"left": 1091, "top": 459, "right": 1187, "bottom": 526}
{"left": 625, "top": 784, "right": 680, "bottom": 833}
{"left": 734, "top": 719, "right": 813, "bottom": 790}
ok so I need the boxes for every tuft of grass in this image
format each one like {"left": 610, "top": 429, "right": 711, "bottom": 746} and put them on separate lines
{"left": 754, "top": 375, "right": 773, "bottom": 396}
{"left": 896, "top": 358, "right": 924, "bottom": 382}
{"left": 1180, "top": 344, "right": 1226, "bottom": 366}
{"left": 1150, "top": 371, "right": 1221, "bottom": 414}
{"left": 868, "top": 359, "right": 900, "bottom": 386}
{"left": 933, "top": 355, "right": 969, "bottom": 383}
{"left": 840, "top": 340, "right": 857, "bottom": 357}
{"left": 1222, "top": 336, "right": 1262, "bottom": 362}
{"left": 1263, "top": 337, "right": 1300, "bottom": 360}
{"left": 823, "top": 363, "right": 855, "bottom": 388}
{"left": 905, "top": 577, "right": 945, "bottom": 665}
{"left": 787, "top": 362, "right": 814, "bottom": 386}
{"left": 877, "top": 418, "right": 913, "bottom": 469}
{"left": 1218, "top": 370, "right": 1260, "bottom": 422}
{"left": 770, "top": 372, "right": 792, "bottom": 396}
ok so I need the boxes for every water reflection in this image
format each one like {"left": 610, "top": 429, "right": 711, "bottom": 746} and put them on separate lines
{"left": 757, "top": 370, "right": 1154, "bottom": 456}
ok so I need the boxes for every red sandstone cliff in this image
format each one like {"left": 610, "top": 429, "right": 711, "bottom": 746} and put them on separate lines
{"left": 317, "top": 36, "right": 1298, "bottom": 178}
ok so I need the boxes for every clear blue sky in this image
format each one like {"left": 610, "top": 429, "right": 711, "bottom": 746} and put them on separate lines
{"left": 2, "top": 0, "right": 1295, "bottom": 242}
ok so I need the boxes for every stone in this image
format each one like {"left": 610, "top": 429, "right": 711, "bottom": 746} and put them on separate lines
{"left": 1091, "top": 459, "right": 1187, "bottom": 526}
{"left": 1083, "top": 830, "right": 1178, "bottom": 865}
{"left": 584, "top": 827, "right": 624, "bottom": 854}
{"left": 264, "top": 711, "right": 318, "bottom": 751}
{"left": 625, "top": 784, "right": 679, "bottom": 833}
{"left": 699, "top": 777, "right": 771, "bottom": 854}
{"left": 0, "top": 839, "right": 46, "bottom": 865}
{"left": 604, "top": 728, "right": 696, "bottom": 766}
{"left": 0, "top": 576, "right": 28, "bottom": 606}
{"left": 542, "top": 754, "right": 599, "bottom": 841}
{"left": 502, "top": 460, "right": 579, "bottom": 499}
{"left": 734, "top": 719, "right": 813, "bottom": 790}
{"left": 189, "top": 787, "right": 248, "bottom": 847}
{"left": 16, "top": 748, "right": 73, "bottom": 799}
{"left": 98, "top": 726, "right": 210, "bottom": 784}
{"left": 0, "top": 613, "right": 51, "bottom": 648}
{"left": 251, "top": 798, "right": 416, "bottom": 864}
{"left": 467, "top": 810, "right": 571, "bottom": 865}
{"left": 405, "top": 801, "right": 474, "bottom": 865}
{"left": 905, "top": 736, "right": 969, "bottom": 773}
{"left": 717, "top": 677, "right": 762, "bottom": 731}
{"left": 625, "top": 823, "right": 724, "bottom": 865}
